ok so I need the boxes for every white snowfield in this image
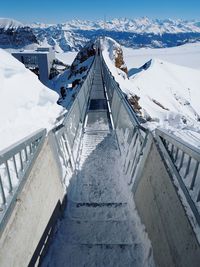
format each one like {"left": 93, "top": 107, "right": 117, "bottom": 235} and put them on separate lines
{"left": 123, "top": 42, "right": 200, "bottom": 70}
{"left": 0, "top": 49, "right": 63, "bottom": 151}
{"left": 0, "top": 18, "right": 23, "bottom": 30}
{"left": 56, "top": 51, "right": 77, "bottom": 65}
{"left": 102, "top": 38, "right": 200, "bottom": 147}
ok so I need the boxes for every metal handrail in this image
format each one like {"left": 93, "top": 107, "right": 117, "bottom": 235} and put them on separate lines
{"left": 99, "top": 52, "right": 146, "bottom": 133}
{"left": 99, "top": 42, "right": 148, "bottom": 186}
{"left": 50, "top": 55, "right": 97, "bottom": 181}
{"left": 156, "top": 129, "right": 200, "bottom": 162}
{"left": 156, "top": 128, "right": 200, "bottom": 227}
{"left": 0, "top": 128, "right": 46, "bottom": 228}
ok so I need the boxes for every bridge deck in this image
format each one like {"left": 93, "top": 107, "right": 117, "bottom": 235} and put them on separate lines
{"left": 41, "top": 57, "right": 153, "bottom": 267}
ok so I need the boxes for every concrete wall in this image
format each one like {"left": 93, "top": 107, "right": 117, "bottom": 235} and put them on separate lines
{"left": 0, "top": 139, "right": 64, "bottom": 267}
{"left": 133, "top": 138, "right": 200, "bottom": 267}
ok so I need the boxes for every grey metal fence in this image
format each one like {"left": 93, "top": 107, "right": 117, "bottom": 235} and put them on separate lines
{"left": 51, "top": 56, "right": 96, "bottom": 182}
{"left": 100, "top": 53, "right": 148, "bottom": 186}
{"left": 0, "top": 129, "right": 46, "bottom": 227}
{"left": 156, "top": 128, "right": 200, "bottom": 227}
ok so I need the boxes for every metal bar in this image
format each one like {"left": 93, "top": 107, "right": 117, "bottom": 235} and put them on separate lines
{"left": 190, "top": 161, "right": 199, "bottom": 190}
{"left": 197, "top": 190, "right": 200, "bottom": 202}
{"left": 156, "top": 135, "right": 200, "bottom": 227}
{"left": 0, "top": 174, "right": 6, "bottom": 205}
{"left": 24, "top": 147, "right": 28, "bottom": 162}
{"left": 184, "top": 156, "right": 191, "bottom": 178}
{"left": 0, "top": 129, "right": 46, "bottom": 165}
{"left": 178, "top": 151, "right": 185, "bottom": 171}
{"left": 156, "top": 128, "right": 200, "bottom": 162}
{"left": 5, "top": 161, "right": 13, "bottom": 193}
{"left": 13, "top": 155, "right": 19, "bottom": 179}
{"left": 171, "top": 144, "right": 174, "bottom": 157}
{"left": 175, "top": 147, "right": 179, "bottom": 162}
{"left": 19, "top": 151, "right": 24, "bottom": 172}
{"left": 29, "top": 144, "right": 32, "bottom": 154}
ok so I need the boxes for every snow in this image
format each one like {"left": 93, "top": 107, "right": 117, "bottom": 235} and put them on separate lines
{"left": 41, "top": 61, "right": 154, "bottom": 266}
{"left": 56, "top": 51, "right": 77, "bottom": 66}
{"left": 123, "top": 42, "right": 200, "bottom": 70}
{"left": 48, "top": 56, "right": 93, "bottom": 109}
{"left": 0, "top": 49, "right": 63, "bottom": 151}
{"left": 30, "top": 17, "right": 200, "bottom": 34}
{"left": 102, "top": 36, "right": 200, "bottom": 244}
{"left": 0, "top": 18, "right": 23, "bottom": 30}
{"left": 42, "top": 133, "right": 154, "bottom": 266}
{"left": 102, "top": 38, "right": 200, "bottom": 141}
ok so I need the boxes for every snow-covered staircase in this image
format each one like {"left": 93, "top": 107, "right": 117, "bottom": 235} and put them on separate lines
{"left": 41, "top": 56, "right": 152, "bottom": 267}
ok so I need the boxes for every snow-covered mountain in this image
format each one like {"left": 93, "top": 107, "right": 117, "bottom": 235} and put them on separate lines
{"left": 28, "top": 18, "right": 200, "bottom": 51}
{"left": 0, "top": 18, "right": 38, "bottom": 48}
{"left": 30, "top": 18, "right": 200, "bottom": 34}
{"left": 1, "top": 17, "right": 200, "bottom": 51}
{"left": 0, "top": 18, "right": 23, "bottom": 30}
{"left": 101, "top": 37, "right": 200, "bottom": 146}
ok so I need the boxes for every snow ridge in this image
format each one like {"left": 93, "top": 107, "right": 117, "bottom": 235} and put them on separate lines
{"left": 30, "top": 17, "right": 200, "bottom": 34}
{"left": 0, "top": 18, "right": 23, "bottom": 30}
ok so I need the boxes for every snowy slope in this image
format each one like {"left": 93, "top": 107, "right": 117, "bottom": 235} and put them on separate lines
{"left": 102, "top": 37, "right": 200, "bottom": 145}
{"left": 56, "top": 51, "right": 77, "bottom": 65}
{"left": 123, "top": 42, "right": 200, "bottom": 70}
{"left": 0, "top": 49, "right": 63, "bottom": 150}
{"left": 0, "top": 18, "right": 23, "bottom": 30}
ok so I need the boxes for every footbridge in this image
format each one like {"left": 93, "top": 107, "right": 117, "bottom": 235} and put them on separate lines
{"left": 0, "top": 41, "right": 200, "bottom": 267}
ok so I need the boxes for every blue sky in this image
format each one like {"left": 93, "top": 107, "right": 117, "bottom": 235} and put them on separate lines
{"left": 1, "top": 0, "right": 200, "bottom": 23}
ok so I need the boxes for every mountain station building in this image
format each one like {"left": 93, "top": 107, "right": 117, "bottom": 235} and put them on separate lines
{"left": 12, "top": 47, "right": 56, "bottom": 84}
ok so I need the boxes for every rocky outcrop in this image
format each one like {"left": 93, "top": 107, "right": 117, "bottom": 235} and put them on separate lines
{"left": 129, "top": 95, "right": 142, "bottom": 115}
{"left": 69, "top": 41, "right": 95, "bottom": 87}
{"left": 114, "top": 47, "right": 128, "bottom": 74}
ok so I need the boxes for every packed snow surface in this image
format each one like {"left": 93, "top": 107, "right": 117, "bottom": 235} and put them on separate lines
{"left": 0, "top": 49, "right": 63, "bottom": 150}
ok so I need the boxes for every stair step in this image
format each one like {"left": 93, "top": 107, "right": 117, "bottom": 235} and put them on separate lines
{"left": 43, "top": 244, "right": 141, "bottom": 267}
{"left": 67, "top": 202, "right": 127, "bottom": 221}
{"left": 57, "top": 220, "right": 136, "bottom": 245}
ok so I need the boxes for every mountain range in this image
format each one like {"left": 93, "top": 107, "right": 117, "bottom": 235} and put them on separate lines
{"left": 1, "top": 18, "right": 200, "bottom": 51}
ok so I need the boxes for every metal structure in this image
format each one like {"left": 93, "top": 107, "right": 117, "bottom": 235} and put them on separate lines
{"left": 51, "top": 56, "right": 96, "bottom": 182}
{"left": 0, "top": 129, "right": 46, "bottom": 229}
{"left": 12, "top": 47, "right": 55, "bottom": 84}
{"left": 156, "top": 128, "right": 200, "bottom": 227}
{"left": 1, "top": 39, "right": 200, "bottom": 248}
{"left": 100, "top": 52, "right": 148, "bottom": 186}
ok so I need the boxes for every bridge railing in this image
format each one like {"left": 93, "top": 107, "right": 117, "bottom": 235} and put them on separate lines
{"left": 100, "top": 53, "right": 148, "bottom": 186}
{"left": 156, "top": 128, "right": 200, "bottom": 227}
{"left": 51, "top": 56, "right": 96, "bottom": 183}
{"left": 0, "top": 129, "right": 46, "bottom": 228}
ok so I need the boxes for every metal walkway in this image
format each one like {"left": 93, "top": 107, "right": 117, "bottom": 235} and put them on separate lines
{"left": 41, "top": 56, "right": 153, "bottom": 267}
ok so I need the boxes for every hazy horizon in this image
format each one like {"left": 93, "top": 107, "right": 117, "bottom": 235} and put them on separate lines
{"left": 1, "top": 0, "right": 200, "bottom": 24}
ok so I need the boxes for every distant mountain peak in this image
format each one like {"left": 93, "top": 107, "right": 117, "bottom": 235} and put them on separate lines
{"left": 0, "top": 18, "right": 24, "bottom": 30}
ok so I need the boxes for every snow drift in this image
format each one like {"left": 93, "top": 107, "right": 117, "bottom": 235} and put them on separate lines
{"left": 0, "top": 49, "right": 63, "bottom": 150}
